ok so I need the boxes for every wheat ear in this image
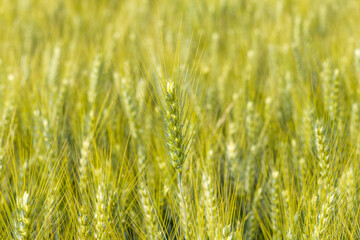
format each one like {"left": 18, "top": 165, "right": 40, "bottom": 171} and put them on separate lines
{"left": 13, "top": 191, "right": 31, "bottom": 240}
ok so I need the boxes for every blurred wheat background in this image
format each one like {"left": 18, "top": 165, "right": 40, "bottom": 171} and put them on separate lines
{"left": 1, "top": 0, "right": 360, "bottom": 239}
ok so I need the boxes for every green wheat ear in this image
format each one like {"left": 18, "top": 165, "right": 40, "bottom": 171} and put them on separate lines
{"left": 162, "top": 78, "right": 193, "bottom": 239}
{"left": 164, "top": 80, "right": 187, "bottom": 172}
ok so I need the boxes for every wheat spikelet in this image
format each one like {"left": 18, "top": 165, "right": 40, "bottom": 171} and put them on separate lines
{"left": 13, "top": 191, "right": 31, "bottom": 240}
{"left": 79, "top": 136, "right": 90, "bottom": 198}
{"left": 202, "top": 172, "right": 217, "bottom": 238}
{"left": 77, "top": 206, "right": 90, "bottom": 240}
{"left": 246, "top": 187, "right": 262, "bottom": 240}
{"left": 138, "top": 176, "right": 162, "bottom": 240}
{"left": 244, "top": 146, "right": 256, "bottom": 194}
{"left": 314, "top": 121, "right": 330, "bottom": 200}
{"left": 94, "top": 182, "right": 107, "bottom": 240}
{"left": 222, "top": 224, "right": 234, "bottom": 240}
{"left": 287, "top": 212, "right": 300, "bottom": 240}
{"left": 313, "top": 121, "right": 335, "bottom": 239}
{"left": 270, "top": 169, "right": 281, "bottom": 240}
{"left": 226, "top": 122, "right": 239, "bottom": 182}
{"left": 116, "top": 72, "right": 140, "bottom": 141}
{"left": 339, "top": 166, "right": 355, "bottom": 233}
{"left": 47, "top": 45, "right": 61, "bottom": 87}
{"left": 314, "top": 189, "right": 335, "bottom": 239}
{"left": 164, "top": 81, "right": 187, "bottom": 171}
{"left": 163, "top": 79, "right": 193, "bottom": 237}
{"left": 52, "top": 77, "right": 69, "bottom": 129}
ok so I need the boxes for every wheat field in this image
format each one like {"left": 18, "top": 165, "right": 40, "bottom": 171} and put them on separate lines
{"left": 1, "top": 0, "right": 360, "bottom": 239}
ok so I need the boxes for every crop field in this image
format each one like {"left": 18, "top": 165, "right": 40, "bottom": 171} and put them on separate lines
{"left": 1, "top": 0, "right": 360, "bottom": 239}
